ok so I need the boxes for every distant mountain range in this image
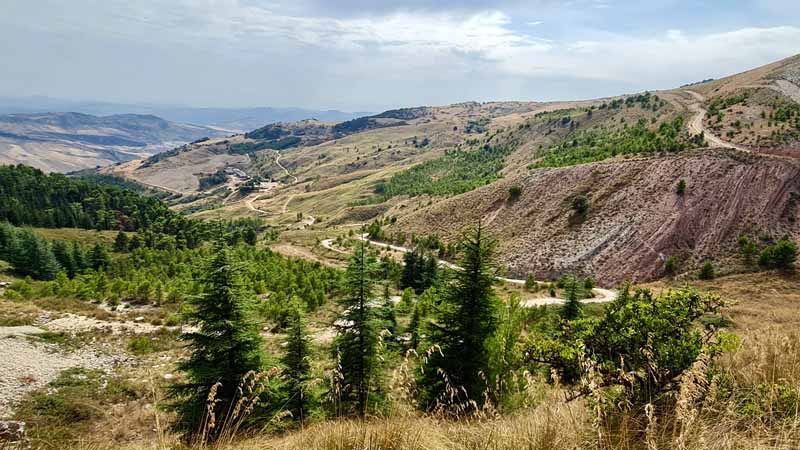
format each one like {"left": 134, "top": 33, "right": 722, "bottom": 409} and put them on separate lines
{"left": 0, "top": 96, "right": 372, "bottom": 132}
{"left": 0, "top": 112, "right": 226, "bottom": 173}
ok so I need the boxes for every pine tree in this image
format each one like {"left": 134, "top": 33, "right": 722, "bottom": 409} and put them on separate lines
{"left": 11, "top": 230, "right": 59, "bottom": 280}
{"left": 398, "top": 287, "right": 414, "bottom": 313}
{"left": 333, "top": 241, "right": 380, "bottom": 417}
{"left": 418, "top": 223, "right": 499, "bottom": 410}
{"left": 376, "top": 284, "right": 398, "bottom": 344}
{"left": 282, "top": 304, "right": 314, "bottom": 425}
{"left": 699, "top": 261, "right": 715, "bottom": 280}
{"left": 0, "top": 222, "right": 16, "bottom": 260}
{"left": 486, "top": 296, "right": 525, "bottom": 404}
{"left": 244, "top": 228, "right": 258, "bottom": 246}
{"left": 113, "top": 231, "right": 130, "bottom": 252}
{"left": 561, "top": 277, "right": 582, "bottom": 321}
{"left": 408, "top": 303, "right": 422, "bottom": 350}
{"left": 128, "top": 234, "right": 142, "bottom": 251}
{"left": 421, "top": 254, "right": 438, "bottom": 292}
{"left": 676, "top": 179, "right": 687, "bottom": 195}
{"left": 401, "top": 248, "right": 438, "bottom": 294}
{"left": 400, "top": 249, "right": 419, "bottom": 292}
{"left": 169, "top": 242, "right": 266, "bottom": 436}
{"left": 52, "top": 240, "right": 76, "bottom": 278}
{"left": 90, "top": 243, "right": 111, "bottom": 271}
{"left": 71, "top": 241, "right": 87, "bottom": 273}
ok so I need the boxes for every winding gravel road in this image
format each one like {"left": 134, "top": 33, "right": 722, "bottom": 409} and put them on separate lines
{"left": 273, "top": 151, "right": 298, "bottom": 184}
{"left": 323, "top": 235, "right": 618, "bottom": 307}
{"left": 684, "top": 90, "right": 749, "bottom": 152}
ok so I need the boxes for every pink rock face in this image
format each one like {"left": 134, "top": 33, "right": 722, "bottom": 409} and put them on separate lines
{"left": 394, "top": 149, "right": 800, "bottom": 285}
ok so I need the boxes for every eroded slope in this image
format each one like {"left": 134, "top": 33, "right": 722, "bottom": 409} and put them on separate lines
{"left": 391, "top": 149, "right": 800, "bottom": 284}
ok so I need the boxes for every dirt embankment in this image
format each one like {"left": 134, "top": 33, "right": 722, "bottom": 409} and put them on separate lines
{"left": 393, "top": 149, "right": 800, "bottom": 285}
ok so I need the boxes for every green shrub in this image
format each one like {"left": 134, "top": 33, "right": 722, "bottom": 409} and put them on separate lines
{"left": 508, "top": 186, "right": 522, "bottom": 202}
{"left": 530, "top": 286, "right": 724, "bottom": 403}
{"left": 699, "top": 261, "right": 716, "bottom": 280}
{"left": 571, "top": 195, "right": 589, "bottom": 216}
{"left": 524, "top": 274, "right": 538, "bottom": 291}
{"left": 676, "top": 179, "right": 686, "bottom": 195}
{"left": 165, "top": 313, "right": 181, "bottom": 326}
{"left": 664, "top": 256, "right": 677, "bottom": 275}
{"left": 759, "top": 238, "right": 797, "bottom": 271}
{"left": 14, "top": 368, "right": 139, "bottom": 443}
{"left": 127, "top": 336, "right": 157, "bottom": 355}
{"left": 738, "top": 235, "right": 758, "bottom": 265}
{"left": 736, "top": 383, "right": 800, "bottom": 420}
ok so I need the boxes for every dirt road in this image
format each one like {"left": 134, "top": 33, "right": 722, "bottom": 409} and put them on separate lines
{"left": 273, "top": 151, "right": 298, "bottom": 183}
{"left": 684, "top": 90, "right": 749, "bottom": 152}
{"left": 346, "top": 234, "right": 618, "bottom": 306}
{"left": 130, "top": 178, "right": 184, "bottom": 196}
{"left": 320, "top": 238, "right": 349, "bottom": 255}
{"left": 244, "top": 194, "right": 272, "bottom": 215}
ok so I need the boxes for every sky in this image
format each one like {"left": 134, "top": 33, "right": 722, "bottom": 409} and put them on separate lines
{"left": 2, "top": 0, "right": 800, "bottom": 111}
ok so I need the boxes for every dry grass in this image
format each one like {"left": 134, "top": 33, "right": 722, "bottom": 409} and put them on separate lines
{"left": 30, "top": 228, "right": 123, "bottom": 246}
{"left": 646, "top": 271, "right": 800, "bottom": 336}
{"left": 0, "top": 299, "right": 42, "bottom": 326}
{"left": 12, "top": 272, "right": 800, "bottom": 450}
{"left": 247, "top": 401, "right": 587, "bottom": 450}
{"left": 81, "top": 396, "right": 588, "bottom": 450}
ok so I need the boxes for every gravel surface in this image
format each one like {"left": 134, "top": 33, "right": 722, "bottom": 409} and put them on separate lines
{"left": 43, "top": 313, "right": 164, "bottom": 335}
{"left": 0, "top": 329, "right": 131, "bottom": 418}
{"left": 0, "top": 326, "right": 45, "bottom": 338}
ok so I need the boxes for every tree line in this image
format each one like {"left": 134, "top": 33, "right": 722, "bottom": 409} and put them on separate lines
{"left": 3, "top": 228, "right": 340, "bottom": 328}
{"left": 0, "top": 165, "right": 176, "bottom": 231}
{"left": 0, "top": 165, "right": 262, "bottom": 249}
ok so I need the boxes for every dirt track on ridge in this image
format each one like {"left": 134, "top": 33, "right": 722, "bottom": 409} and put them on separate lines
{"left": 684, "top": 90, "right": 749, "bottom": 152}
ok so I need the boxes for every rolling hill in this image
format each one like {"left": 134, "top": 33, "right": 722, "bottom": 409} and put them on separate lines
{"left": 105, "top": 54, "right": 800, "bottom": 284}
{"left": 0, "top": 112, "right": 227, "bottom": 173}
{"left": 0, "top": 96, "right": 371, "bottom": 131}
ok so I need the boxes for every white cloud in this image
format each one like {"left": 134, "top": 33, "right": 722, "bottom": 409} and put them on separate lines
{"left": 487, "top": 26, "right": 800, "bottom": 85}
{"left": 2, "top": 0, "right": 800, "bottom": 108}
{"left": 568, "top": 40, "right": 601, "bottom": 53}
{"left": 14, "top": 1, "right": 798, "bottom": 82}
{"left": 100, "top": 1, "right": 535, "bottom": 55}
{"left": 100, "top": 1, "right": 798, "bottom": 84}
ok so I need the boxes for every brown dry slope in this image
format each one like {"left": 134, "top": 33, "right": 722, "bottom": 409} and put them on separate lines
{"left": 392, "top": 148, "right": 800, "bottom": 284}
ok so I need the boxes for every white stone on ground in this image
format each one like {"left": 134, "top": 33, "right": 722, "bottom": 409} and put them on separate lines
{"left": 0, "top": 331, "right": 130, "bottom": 418}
